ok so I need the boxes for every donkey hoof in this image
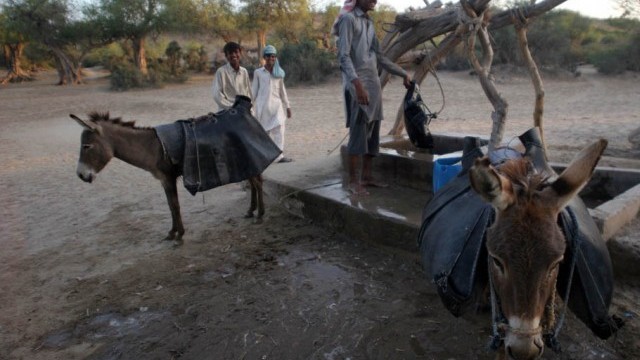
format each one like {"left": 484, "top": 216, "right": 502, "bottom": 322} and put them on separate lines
{"left": 171, "top": 239, "right": 184, "bottom": 248}
{"left": 253, "top": 217, "right": 264, "bottom": 225}
{"left": 164, "top": 233, "right": 176, "bottom": 241}
{"left": 244, "top": 212, "right": 254, "bottom": 219}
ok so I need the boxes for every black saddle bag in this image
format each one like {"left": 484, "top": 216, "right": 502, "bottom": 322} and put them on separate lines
{"left": 403, "top": 81, "right": 434, "bottom": 150}
{"left": 156, "top": 96, "right": 281, "bottom": 195}
{"left": 418, "top": 127, "right": 622, "bottom": 339}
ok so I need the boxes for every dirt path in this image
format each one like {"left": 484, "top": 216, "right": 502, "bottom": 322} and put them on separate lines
{"left": 0, "top": 67, "right": 638, "bottom": 359}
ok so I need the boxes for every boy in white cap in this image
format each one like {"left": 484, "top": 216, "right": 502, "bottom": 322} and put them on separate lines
{"left": 252, "top": 45, "right": 293, "bottom": 163}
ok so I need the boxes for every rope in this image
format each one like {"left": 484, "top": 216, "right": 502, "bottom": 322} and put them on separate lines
{"left": 277, "top": 181, "right": 344, "bottom": 204}
{"left": 327, "top": 131, "right": 350, "bottom": 156}
{"left": 544, "top": 207, "right": 580, "bottom": 353}
{"left": 418, "top": 45, "right": 446, "bottom": 116}
{"left": 188, "top": 118, "right": 203, "bottom": 192}
{"left": 488, "top": 257, "right": 507, "bottom": 350}
{"left": 382, "top": 22, "right": 397, "bottom": 34}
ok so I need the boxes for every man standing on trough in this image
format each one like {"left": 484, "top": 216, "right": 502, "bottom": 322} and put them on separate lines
{"left": 335, "top": 0, "right": 412, "bottom": 195}
{"left": 212, "top": 42, "right": 252, "bottom": 111}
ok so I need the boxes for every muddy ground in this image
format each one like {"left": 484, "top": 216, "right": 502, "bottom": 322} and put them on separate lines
{"left": 0, "top": 67, "right": 639, "bottom": 359}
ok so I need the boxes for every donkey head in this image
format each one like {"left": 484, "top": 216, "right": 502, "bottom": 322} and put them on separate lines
{"left": 70, "top": 114, "right": 113, "bottom": 183}
{"left": 469, "top": 139, "right": 607, "bottom": 360}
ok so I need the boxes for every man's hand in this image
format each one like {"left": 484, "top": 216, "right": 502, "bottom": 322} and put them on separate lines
{"left": 287, "top": 108, "right": 292, "bottom": 119}
{"left": 352, "top": 78, "right": 369, "bottom": 105}
{"left": 403, "top": 75, "right": 413, "bottom": 89}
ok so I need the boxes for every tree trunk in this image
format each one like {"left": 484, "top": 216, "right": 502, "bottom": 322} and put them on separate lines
{"left": 514, "top": 10, "right": 547, "bottom": 152}
{"left": 51, "top": 46, "right": 82, "bottom": 85}
{"left": 462, "top": 0, "right": 507, "bottom": 150}
{"left": 257, "top": 30, "right": 267, "bottom": 65}
{"left": 132, "top": 36, "right": 148, "bottom": 76}
{"left": 1, "top": 42, "right": 33, "bottom": 84}
{"left": 384, "top": 0, "right": 568, "bottom": 141}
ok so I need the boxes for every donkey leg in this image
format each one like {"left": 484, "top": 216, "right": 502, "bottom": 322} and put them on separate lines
{"left": 162, "top": 179, "right": 185, "bottom": 241}
{"left": 255, "top": 175, "right": 265, "bottom": 221}
{"left": 245, "top": 177, "right": 258, "bottom": 218}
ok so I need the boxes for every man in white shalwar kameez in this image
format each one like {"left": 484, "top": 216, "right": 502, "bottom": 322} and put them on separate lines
{"left": 212, "top": 42, "right": 252, "bottom": 111}
{"left": 251, "top": 45, "right": 293, "bottom": 163}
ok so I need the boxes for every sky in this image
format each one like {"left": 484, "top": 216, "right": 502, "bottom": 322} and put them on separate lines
{"left": 315, "top": 0, "right": 625, "bottom": 19}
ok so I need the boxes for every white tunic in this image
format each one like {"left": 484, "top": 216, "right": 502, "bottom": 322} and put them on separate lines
{"left": 251, "top": 67, "right": 290, "bottom": 132}
{"left": 212, "top": 63, "right": 252, "bottom": 111}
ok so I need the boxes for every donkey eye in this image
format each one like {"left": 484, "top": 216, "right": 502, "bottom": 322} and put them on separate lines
{"left": 491, "top": 256, "right": 505, "bottom": 274}
{"left": 548, "top": 260, "right": 562, "bottom": 278}
{"left": 82, "top": 144, "right": 93, "bottom": 150}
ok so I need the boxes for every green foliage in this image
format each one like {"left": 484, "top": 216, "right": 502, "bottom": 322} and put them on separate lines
{"left": 277, "top": 40, "right": 336, "bottom": 86}
{"left": 23, "top": 41, "right": 52, "bottom": 69}
{"left": 184, "top": 42, "right": 209, "bottom": 72}
{"left": 109, "top": 58, "right": 187, "bottom": 91}
{"left": 527, "top": 12, "right": 579, "bottom": 69}
{"left": 165, "top": 40, "right": 184, "bottom": 76}
{"left": 108, "top": 38, "right": 191, "bottom": 91}
{"left": 585, "top": 17, "right": 640, "bottom": 74}
{"left": 590, "top": 30, "right": 640, "bottom": 74}
{"left": 442, "top": 44, "right": 471, "bottom": 71}
{"left": 110, "top": 62, "right": 149, "bottom": 90}
{"left": 370, "top": 4, "right": 397, "bottom": 41}
{"left": 83, "top": 42, "right": 126, "bottom": 70}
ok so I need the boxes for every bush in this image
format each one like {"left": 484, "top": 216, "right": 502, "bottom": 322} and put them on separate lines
{"left": 437, "top": 43, "right": 470, "bottom": 71}
{"left": 85, "top": 43, "right": 127, "bottom": 71}
{"left": 165, "top": 40, "right": 184, "bottom": 76}
{"left": 23, "top": 42, "right": 53, "bottom": 70}
{"left": 184, "top": 44, "right": 208, "bottom": 72}
{"left": 590, "top": 31, "right": 640, "bottom": 74}
{"left": 277, "top": 40, "right": 336, "bottom": 86}
{"left": 110, "top": 62, "right": 148, "bottom": 90}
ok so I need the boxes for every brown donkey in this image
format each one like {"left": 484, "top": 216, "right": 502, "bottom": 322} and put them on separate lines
{"left": 468, "top": 139, "right": 607, "bottom": 360}
{"left": 71, "top": 112, "right": 265, "bottom": 242}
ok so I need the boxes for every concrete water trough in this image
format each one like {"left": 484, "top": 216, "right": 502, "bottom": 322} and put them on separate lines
{"left": 263, "top": 133, "right": 640, "bottom": 253}
{"left": 372, "top": 134, "right": 640, "bottom": 241}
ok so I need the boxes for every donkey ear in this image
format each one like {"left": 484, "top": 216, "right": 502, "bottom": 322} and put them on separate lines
{"left": 544, "top": 139, "right": 607, "bottom": 211}
{"left": 70, "top": 114, "right": 99, "bottom": 132}
{"left": 469, "top": 156, "right": 515, "bottom": 211}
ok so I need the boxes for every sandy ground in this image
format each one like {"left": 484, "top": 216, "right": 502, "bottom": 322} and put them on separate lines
{"left": 0, "top": 66, "right": 639, "bottom": 360}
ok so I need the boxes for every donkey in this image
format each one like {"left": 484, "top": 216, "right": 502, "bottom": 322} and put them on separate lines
{"left": 468, "top": 139, "right": 607, "bottom": 360}
{"left": 71, "top": 112, "right": 267, "bottom": 242}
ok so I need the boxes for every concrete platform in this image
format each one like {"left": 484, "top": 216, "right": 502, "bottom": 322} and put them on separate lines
{"left": 262, "top": 154, "right": 429, "bottom": 253}
{"left": 262, "top": 136, "right": 640, "bottom": 254}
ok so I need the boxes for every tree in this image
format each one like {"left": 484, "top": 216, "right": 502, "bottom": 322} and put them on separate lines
{"left": 0, "top": 9, "right": 33, "bottom": 83}
{"left": 618, "top": 0, "right": 640, "bottom": 17}
{"left": 2, "top": 0, "right": 106, "bottom": 85}
{"left": 171, "top": 0, "right": 238, "bottom": 43}
{"left": 89, "top": 0, "right": 173, "bottom": 75}
{"left": 239, "top": 0, "right": 310, "bottom": 59}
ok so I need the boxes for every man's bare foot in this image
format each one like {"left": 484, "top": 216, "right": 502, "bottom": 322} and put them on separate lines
{"left": 361, "top": 179, "right": 389, "bottom": 188}
{"left": 347, "top": 183, "right": 369, "bottom": 196}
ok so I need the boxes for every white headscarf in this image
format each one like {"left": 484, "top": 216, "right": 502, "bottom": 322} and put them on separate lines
{"left": 263, "top": 45, "right": 286, "bottom": 79}
{"left": 331, "top": 0, "right": 357, "bottom": 36}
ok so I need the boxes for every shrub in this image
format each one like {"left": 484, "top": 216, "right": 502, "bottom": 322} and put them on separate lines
{"left": 437, "top": 43, "right": 470, "bottom": 71}
{"left": 110, "top": 62, "right": 147, "bottom": 90}
{"left": 85, "top": 43, "right": 127, "bottom": 71}
{"left": 184, "top": 44, "right": 208, "bottom": 72}
{"left": 165, "top": 40, "right": 184, "bottom": 76}
{"left": 590, "top": 31, "right": 640, "bottom": 74}
{"left": 277, "top": 40, "right": 336, "bottom": 86}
